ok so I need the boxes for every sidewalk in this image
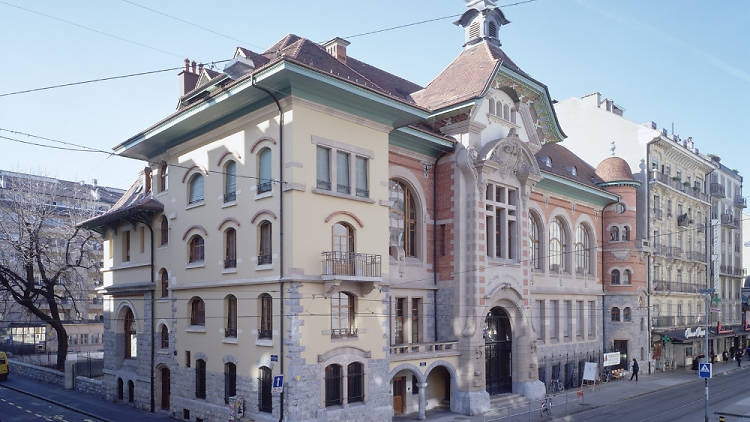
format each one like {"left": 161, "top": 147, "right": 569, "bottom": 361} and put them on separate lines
{"left": 418, "top": 361, "right": 749, "bottom": 421}
{"left": 0, "top": 375, "right": 169, "bottom": 421}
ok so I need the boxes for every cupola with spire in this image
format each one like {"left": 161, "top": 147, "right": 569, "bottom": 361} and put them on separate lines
{"left": 454, "top": 0, "right": 510, "bottom": 48}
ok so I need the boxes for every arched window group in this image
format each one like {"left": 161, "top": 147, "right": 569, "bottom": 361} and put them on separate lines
{"left": 611, "top": 306, "right": 632, "bottom": 322}
{"left": 610, "top": 225, "right": 632, "bottom": 242}
{"left": 389, "top": 180, "right": 417, "bottom": 258}
{"left": 611, "top": 269, "right": 632, "bottom": 285}
{"left": 324, "top": 362, "right": 365, "bottom": 407}
{"left": 549, "top": 218, "right": 567, "bottom": 272}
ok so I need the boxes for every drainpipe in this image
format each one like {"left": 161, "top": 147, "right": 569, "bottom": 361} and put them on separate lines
{"left": 433, "top": 152, "right": 447, "bottom": 342}
{"left": 646, "top": 144, "right": 652, "bottom": 374}
{"left": 251, "top": 78, "right": 285, "bottom": 422}
{"left": 601, "top": 197, "right": 621, "bottom": 356}
{"left": 147, "top": 220, "right": 155, "bottom": 413}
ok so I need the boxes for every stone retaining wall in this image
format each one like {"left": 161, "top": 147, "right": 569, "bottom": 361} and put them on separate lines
{"left": 75, "top": 375, "right": 104, "bottom": 397}
{"left": 8, "top": 359, "right": 64, "bottom": 386}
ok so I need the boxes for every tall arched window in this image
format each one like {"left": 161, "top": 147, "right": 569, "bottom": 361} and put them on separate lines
{"left": 258, "top": 366, "right": 272, "bottom": 413}
{"left": 124, "top": 308, "right": 136, "bottom": 359}
{"left": 488, "top": 98, "right": 495, "bottom": 115}
{"left": 529, "top": 213, "right": 541, "bottom": 270}
{"left": 623, "top": 226, "right": 631, "bottom": 241}
{"left": 188, "top": 235, "right": 204, "bottom": 263}
{"left": 347, "top": 362, "right": 364, "bottom": 403}
{"left": 623, "top": 307, "right": 632, "bottom": 322}
{"left": 224, "top": 362, "right": 236, "bottom": 404}
{"left": 511, "top": 108, "right": 517, "bottom": 124}
{"left": 224, "top": 161, "right": 236, "bottom": 202}
{"left": 324, "top": 364, "right": 343, "bottom": 407}
{"left": 611, "top": 269, "right": 620, "bottom": 285}
{"left": 258, "top": 221, "right": 272, "bottom": 265}
{"left": 225, "top": 295, "right": 237, "bottom": 338}
{"left": 549, "top": 218, "right": 567, "bottom": 272}
{"left": 160, "top": 324, "right": 169, "bottom": 349}
{"left": 259, "top": 293, "right": 272, "bottom": 339}
{"left": 117, "top": 378, "right": 124, "bottom": 400}
{"left": 623, "top": 269, "right": 632, "bottom": 284}
{"left": 128, "top": 380, "right": 134, "bottom": 402}
{"left": 188, "top": 173, "right": 204, "bottom": 204}
{"left": 159, "top": 269, "right": 168, "bottom": 298}
{"left": 575, "top": 224, "right": 591, "bottom": 274}
{"left": 332, "top": 222, "right": 355, "bottom": 275}
{"left": 389, "top": 180, "right": 417, "bottom": 258}
{"left": 331, "top": 292, "right": 355, "bottom": 337}
{"left": 224, "top": 228, "right": 236, "bottom": 269}
{"left": 258, "top": 148, "right": 272, "bottom": 193}
{"left": 611, "top": 307, "right": 620, "bottom": 322}
{"left": 190, "top": 297, "right": 205, "bottom": 326}
{"left": 160, "top": 216, "right": 168, "bottom": 246}
{"left": 195, "top": 359, "right": 206, "bottom": 399}
{"left": 503, "top": 104, "right": 510, "bottom": 120}
{"left": 610, "top": 226, "right": 619, "bottom": 241}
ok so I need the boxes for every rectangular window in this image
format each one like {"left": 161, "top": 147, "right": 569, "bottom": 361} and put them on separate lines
{"left": 564, "top": 300, "right": 572, "bottom": 340}
{"left": 576, "top": 301, "right": 584, "bottom": 339}
{"left": 395, "top": 298, "right": 405, "bottom": 345}
{"left": 108, "top": 232, "right": 113, "bottom": 259}
{"left": 122, "top": 231, "right": 130, "bottom": 262}
{"left": 355, "top": 156, "right": 368, "bottom": 197}
{"left": 259, "top": 294, "right": 272, "bottom": 339}
{"left": 336, "top": 151, "right": 350, "bottom": 194}
{"left": 316, "top": 146, "right": 331, "bottom": 190}
{"left": 185, "top": 350, "right": 191, "bottom": 368}
{"left": 588, "top": 301, "right": 596, "bottom": 338}
{"left": 411, "top": 298, "right": 421, "bottom": 344}
{"left": 485, "top": 182, "right": 517, "bottom": 260}
{"left": 550, "top": 300, "right": 559, "bottom": 340}
{"left": 139, "top": 226, "right": 145, "bottom": 253}
{"left": 439, "top": 224, "right": 446, "bottom": 257}
{"left": 535, "top": 300, "right": 545, "bottom": 341}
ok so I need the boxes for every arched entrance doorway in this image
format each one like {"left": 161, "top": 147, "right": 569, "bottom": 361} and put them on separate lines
{"left": 485, "top": 307, "right": 512, "bottom": 395}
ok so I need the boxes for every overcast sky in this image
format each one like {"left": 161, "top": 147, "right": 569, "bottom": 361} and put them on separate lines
{"left": 0, "top": 0, "right": 747, "bottom": 193}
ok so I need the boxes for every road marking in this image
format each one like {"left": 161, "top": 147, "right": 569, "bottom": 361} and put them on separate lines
{"left": 26, "top": 409, "right": 33, "bottom": 413}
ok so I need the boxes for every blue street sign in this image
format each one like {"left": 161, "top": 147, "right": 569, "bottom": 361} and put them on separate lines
{"left": 272, "top": 375, "right": 284, "bottom": 393}
{"left": 699, "top": 363, "right": 712, "bottom": 379}
{"left": 270, "top": 355, "right": 278, "bottom": 362}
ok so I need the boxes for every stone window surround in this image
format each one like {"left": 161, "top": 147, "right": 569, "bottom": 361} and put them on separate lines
{"left": 317, "top": 347, "right": 371, "bottom": 409}
{"left": 312, "top": 135, "right": 372, "bottom": 199}
{"left": 390, "top": 295, "right": 427, "bottom": 346}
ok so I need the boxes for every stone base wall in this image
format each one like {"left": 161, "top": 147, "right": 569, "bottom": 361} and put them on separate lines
{"left": 8, "top": 359, "right": 64, "bottom": 386}
{"left": 75, "top": 376, "right": 104, "bottom": 397}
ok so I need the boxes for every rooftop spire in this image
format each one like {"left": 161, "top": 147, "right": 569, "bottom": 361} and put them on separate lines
{"left": 454, "top": 0, "right": 510, "bottom": 48}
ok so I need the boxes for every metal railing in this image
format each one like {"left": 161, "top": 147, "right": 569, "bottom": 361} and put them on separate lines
{"left": 720, "top": 265, "right": 746, "bottom": 277}
{"left": 735, "top": 196, "right": 747, "bottom": 208}
{"left": 321, "top": 251, "right": 381, "bottom": 277}
{"left": 677, "top": 213, "right": 690, "bottom": 227}
{"left": 224, "top": 258, "right": 236, "bottom": 269}
{"left": 257, "top": 181, "right": 272, "bottom": 194}
{"left": 258, "top": 328, "right": 272, "bottom": 339}
{"left": 720, "top": 213, "right": 739, "bottom": 228}
{"left": 331, "top": 327, "right": 358, "bottom": 338}
{"left": 223, "top": 191, "right": 236, "bottom": 202}
{"left": 653, "top": 280, "right": 700, "bottom": 294}
{"left": 224, "top": 328, "right": 237, "bottom": 338}
{"left": 710, "top": 182, "right": 725, "bottom": 198}
{"left": 258, "top": 254, "right": 272, "bottom": 265}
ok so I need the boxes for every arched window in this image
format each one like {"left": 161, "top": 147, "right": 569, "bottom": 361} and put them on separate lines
{"left": 496, "top": 101, "right": 502, "bottom": 116}
{"left": 160, "top": 324, "right": 169, "bottom": 349}
{"left": 510, "top": 108, "right": 517, "bottom": 124}
{"left": 623, "top": 226, "right": 631, "bottom": 241}
{"left": 225, "top": 295, "right": 237, "bottom": 338}
{"left": 389, "top": 180, "right": 417, "bottom": 258}
{"left": 549, "top": 218, "right": 567, "bottom": 272}
{"left": 487, "top": 20, "right": 498, "bottom": 38}
{"left": 258, "top": 148, "right": 272, "bottom": 194}
{"left": 160, "top": 216, "right": 168, "bottom": 246}
{"left": 195, "top": 359, "right": 206, "bottom": 399}
{"left": 159, "top": 269, "right": 168, "bottom": 298}
{"left": 623, "top": 307, "right": 632, "bottom": 322}
{"left": 224, "top": 362, "right": 236, "bottom": 404}
{"left": 259, "top": 293, "right": 272, "bottom": 339}
{"left": 332, "top": 223, "right": 355, "bottom": 275}
{"left": 188, "top": 173, "right": 204, "bottom": 204}
{"left": 124, "top": 308, "right": 136, "bottom": 359}
{"left": 258, "top": 366, "right": 272, "bottom": 413}
{"left": 158, "top": 165, "right": 168, "bottom": 192}
{"left": 324, "top": 364, "right": 343, "bottom": 407}
{"left": 610, "top": 226, "right": 619, "bottom": 241}
{"left": 188, "top": 235, "right": 204, "bottom": 264}
{"left": 347, "top": 362, "right": 364, "bottom": 403}
{"left": 611, "top": 307, "right": 620, "bottom": 322}
{"left": 258, "top": 221, "right": 272, "bottom": 265}
{"left": 190, "top": 297, "right": 205, "bottom": 326}
{"left": 224, "top": 228, "right": 237, "bottom": 268}
{"left": 127, "top": 380, "right": 134, "bottom": 403}
{"left": 575, "top": 224, "right": 591, "bottom": 274}
{"left": 623, "top": 269, "right": 632, "bottom": 284}
{"left": 488, "top": 98, "right": 495, "bottom": 115}
{"left": 611, "top": 269, "right": 621, "bottom": 285}
{"left": 503, "top": 104, "right": 510, "bottom": 120}
{"left": 117, "top": 378, "right": 124, "bottom": 400}
{"left": 224, "top": 161, "right": 236, "bottom": 202}
{"left": 529, "top": 213, "right": 542, "bottom": 270}
{"left": 331, "top": 292, "right": 356, "bottom": 337}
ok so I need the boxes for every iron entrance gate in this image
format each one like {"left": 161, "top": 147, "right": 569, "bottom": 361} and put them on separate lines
{"left": 485, "top": 307, "right": 512, "bottom": 395}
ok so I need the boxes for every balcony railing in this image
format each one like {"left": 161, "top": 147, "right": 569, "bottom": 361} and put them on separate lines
{"left": 720, "top": 265, "right": 746, "bottom": 277}
{"left": 735, "top": 196, "right": 747, "bottom": 208}
{"left": 390, "top": 340, "right": 460, "bottom": 361}
{"left": 670, "top": 246, "right": 683, "bottom": 259}
{"left": 710, "top": 182, "right": 725, "bottom": 198}
{"left": 653, "top": 280, "right": 700, "bottom": 294}
{"left": 224, "top": 328, "right": 237, "bottom": 338}
{"left": 224, "top": 258, "right": 237, "bottom": 269}
{"left": 650, "top": 171, "right": 708, "bottom": 202}
{"left": 653, "top": 316, "right": 675, "bottom": 327}
{"left": 677, "top": 213, "right": 690, "bottom": 227}
{"left": 331, "top": 327, "right": 358, "bottom": 338}
{"left": 257, "top": 181, "right": 272, "bottom": 194}
{"left": 321, "top": 251, "right": 381, "bottom": 277}
{"left": 223, "top": 191, "right": 236, "bottom": 202}
{"left": 258, "top": 254, "right": 272, "bottom": 265}
{"left": 258, "top": 328, "right": 272, "bottom": 339}
{"left": 685, "top": 251, "right": 706, "bottom": 262}
{"left": 720, "top": 214, "right": 739, "bottom": 229}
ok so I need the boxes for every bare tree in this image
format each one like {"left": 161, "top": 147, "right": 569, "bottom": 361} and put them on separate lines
{"left": 0, "top": 175, "right": 101, "bottom": 370}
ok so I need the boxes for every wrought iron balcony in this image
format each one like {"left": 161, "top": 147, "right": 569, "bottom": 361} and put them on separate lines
{"left": 677, "top": 213, "right": 690, "bottom": 227}
{"left": 321, "top": 251, "right": 381, "bottom": 277}
{"left": 316, "top": 179, "right": 331, "bottom": 190}
{"left": 720, "top": 265, "right": 746, "bottom": 277}
{"left": 257, "top": 254, "right": 272, "bottom": 265}
{"left": 224, "top": 191, "right": 236, "bottom": 202}
{"left": 720, "top": 214, "right": 739, "bottom": 229}
{"left": 258, "top": 328, "right": 272, "bottom": 339}
{"left": 653, "top": 280, "right": 700, "bottom": 294}
{"left": 653, "top": 316, "right": 675, "bottom": 327}
{"left": 224, "top": 328, "right": 237, "bottom": 338}
{"left": 224, "top": 258, "right": 237, "bottom": 269}
{"left": 257, "top": 181, "right": 272, "bottom": 194}
{"left": 710, "top": 182, "right": 725, "bottom": 198}
{"left": 735, "top": 196, "right": 747, "bottom": 208}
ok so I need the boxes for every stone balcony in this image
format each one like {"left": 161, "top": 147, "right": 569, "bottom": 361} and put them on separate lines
{"left": 389, "top": 340, "right": 460, "bottom": 362}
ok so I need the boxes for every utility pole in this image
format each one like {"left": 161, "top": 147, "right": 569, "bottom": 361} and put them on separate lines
{"left": 700, "top": 287, "right": 714, "bottom": 422}
{"left": 699, "top": 217, "right": 720, "bottom": 422}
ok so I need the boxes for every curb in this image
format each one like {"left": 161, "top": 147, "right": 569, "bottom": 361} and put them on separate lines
{"left": 0, "top": 381, "right": 109, "bottom": 422}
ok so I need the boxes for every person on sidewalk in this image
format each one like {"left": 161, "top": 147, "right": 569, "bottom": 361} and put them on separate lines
{"left": 736, "top": 350, "right": 743, "bottom": 367}
{"left": 630, "top": 359, "right": 639, "bottom": 382}
{"left": 723, "top": 350, "right": 729, "bottom": 362}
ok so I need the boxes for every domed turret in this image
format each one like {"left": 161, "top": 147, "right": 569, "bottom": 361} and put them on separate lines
{"left": 595, "top": 156, "right": 634, "bottom": 183}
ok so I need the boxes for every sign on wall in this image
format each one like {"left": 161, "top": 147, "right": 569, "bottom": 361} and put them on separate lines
{"left": 603, "top": 352, "right": 620, "bottom": 367}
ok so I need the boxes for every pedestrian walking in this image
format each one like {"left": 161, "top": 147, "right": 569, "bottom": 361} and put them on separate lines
{"left": 630, "top": 358, "right": 639, "bottom": 382}
{"left": 736, "top": 350, "right": 743, "bottom": 367}
{"left": 722, "top": 350, "right": 728, "bottom": 362}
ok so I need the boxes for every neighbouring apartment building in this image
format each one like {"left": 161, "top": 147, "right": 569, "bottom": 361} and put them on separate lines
{"left": 555, "top": 93, "right": 746, "bottom": 372}
{"left": 83, "top": 2, "right": 647, "bottom": 421}
{"left": 0, "top": 170, "right": 122, "bottom": 354}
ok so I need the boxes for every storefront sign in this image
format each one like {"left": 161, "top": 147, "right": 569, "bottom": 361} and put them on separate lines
{"left": 603, "top": 352, "right": 620, "bottom": 367}
{"left": 685, "top": 327, "right": 706, "bottom": 339}
{"left": 717, "top": 322, "right": 733, "bottom": 334}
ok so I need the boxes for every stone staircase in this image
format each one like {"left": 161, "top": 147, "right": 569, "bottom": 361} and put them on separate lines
{"left": 488, "top": 393, "right": 531, "bottom": 415}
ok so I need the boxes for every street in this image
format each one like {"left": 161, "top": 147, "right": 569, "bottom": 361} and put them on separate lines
{"left": 0, "top": 384, "right": 102, "bottom": 422}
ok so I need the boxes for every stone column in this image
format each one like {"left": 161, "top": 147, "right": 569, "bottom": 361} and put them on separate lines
{"left": 417, "top": 382, "right": 428, "bottom": 420}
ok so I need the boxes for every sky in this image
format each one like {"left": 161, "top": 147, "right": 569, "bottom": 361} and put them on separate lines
{"left": 0, "top": 0, "right": 748, "bottom": 194}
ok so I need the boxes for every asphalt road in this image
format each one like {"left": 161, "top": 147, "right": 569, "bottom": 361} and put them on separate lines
{"left": 0, "top": 384, "right": 102, "bottom": 422}
{"left": 559, "top": 368, "right": 750, "bottom": 422}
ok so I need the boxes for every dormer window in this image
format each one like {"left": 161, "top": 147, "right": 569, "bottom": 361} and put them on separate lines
{"left": 542, "top": 157, "right": 552, "bottom": 167}
{"left": 568, "top": 166, "right": 577, "bottom": 176}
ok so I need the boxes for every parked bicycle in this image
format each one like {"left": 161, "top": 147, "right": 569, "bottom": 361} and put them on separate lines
{"left": 548, "top": 378, "right": 565, "bottom": 394}
{"left": 540, "top": 394, "right": 553, "bottom": 417}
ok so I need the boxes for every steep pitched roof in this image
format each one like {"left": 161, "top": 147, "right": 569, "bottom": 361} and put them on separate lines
{"left": 535, "top": 143, "right": 603, "bottom": 189}
{"left": 78, "top": 171, "right": 163, "bottom": 231}
{"left": 411, "top": 42, "right": 527, "bottom": 111}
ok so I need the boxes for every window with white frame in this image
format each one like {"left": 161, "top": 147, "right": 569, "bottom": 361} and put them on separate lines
{"left": 529, "top": 212, "right": 542, "bottom": 270}
{"left": 485, "top": 182, "right": 517, "bottom": 260}
{"left": 315, "top": 144, "right": 369, "bottom": 198}
{"left": 575, "top": 224, "right": 591, "bottom": 274}
{"left": 549, "top": 217, "right": 568, "bottom": 272}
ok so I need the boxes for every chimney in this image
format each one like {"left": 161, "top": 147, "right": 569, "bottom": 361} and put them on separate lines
{"left": 323, "top": 37, "right": 350, "bottom": 64}
{"left": 178, "top": 58, "right": 199, "bottom": 96}
{"left": 144, "top": 167, "right": 152, "bottom": 193}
